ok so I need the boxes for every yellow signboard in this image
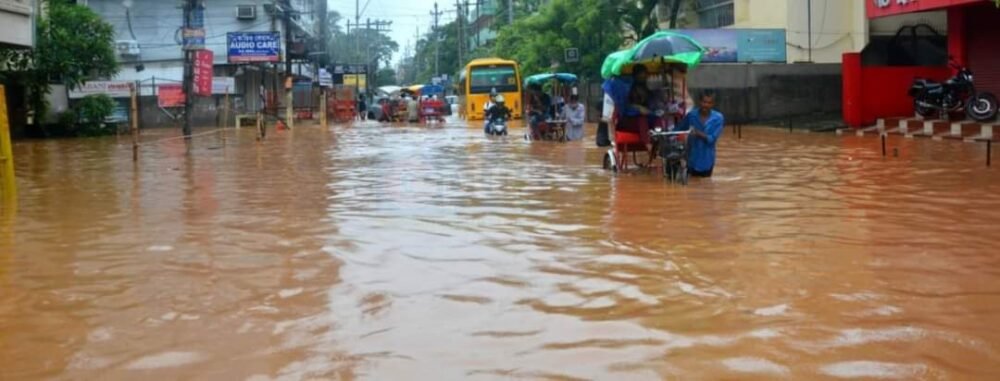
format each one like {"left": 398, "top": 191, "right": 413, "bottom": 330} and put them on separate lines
{"left": 344, "top": 74, "right": 367, "bottom": 88}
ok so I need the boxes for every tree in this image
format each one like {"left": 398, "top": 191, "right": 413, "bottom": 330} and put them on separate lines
{"left": 375, "top": 68, "right": 397, "bottom": 87}
{"left": 325, "top": 10, "right": 399, "bottom": 89}
{"left": 492, "top": 0, "right": 623, "bottom": 80}
{"left": 619, "top": 0, "right": 660, "bottom": 43}
{"left": 0, "top": 0, "right": 119, "bottom": 121}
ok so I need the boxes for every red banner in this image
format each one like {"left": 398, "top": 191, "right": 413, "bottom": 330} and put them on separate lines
{"left": 158, "top": 84, "right": 185, "bottom": 108}
{"left": 194, "top": 50, "right": 213, "bottom": 97}
{"left": 867, "top": 0, "right": 986, "bottom": 19}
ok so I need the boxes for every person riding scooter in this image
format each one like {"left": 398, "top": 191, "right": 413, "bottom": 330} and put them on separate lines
{"left": 485, "top": 95, "right": 512, "bottom": 135}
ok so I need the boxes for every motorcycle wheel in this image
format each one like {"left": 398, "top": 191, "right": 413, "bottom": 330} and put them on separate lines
{"left": 914, "top": 97, "right": 936, "bottom": 118}
{"left": 967, "top": 92, "right": 999, "bottom": 122}
{"left": 663, "top": 160, "right": 672, "bottom": 180}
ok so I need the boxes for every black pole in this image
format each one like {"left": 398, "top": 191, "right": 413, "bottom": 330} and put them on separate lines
{"left": 182, "top": 0, "right": 194, "bottom": 137}
{"left": 881, "top": 133, "right": 887, "bottom": 157}
{"left": 738, "top": 124, "right": 742, "bottom": 139}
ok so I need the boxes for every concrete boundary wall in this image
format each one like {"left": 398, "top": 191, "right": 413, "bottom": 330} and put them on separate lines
{"left": 581, "top": 63, "right": 842, "bottom": 124}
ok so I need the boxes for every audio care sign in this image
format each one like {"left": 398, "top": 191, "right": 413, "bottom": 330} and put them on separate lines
{"left": 227, "top": 32, "right": 281, "bottom": 63}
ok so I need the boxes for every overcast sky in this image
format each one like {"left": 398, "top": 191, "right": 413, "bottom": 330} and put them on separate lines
{"left": 326, "top": 0, "right": 460, "bottom": 64}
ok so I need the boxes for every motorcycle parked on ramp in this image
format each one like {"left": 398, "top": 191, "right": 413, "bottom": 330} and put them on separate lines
{"left": 909, "top": 61, "right": 998, "bottom": 122}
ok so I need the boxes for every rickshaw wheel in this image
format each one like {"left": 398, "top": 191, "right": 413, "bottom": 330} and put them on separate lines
{"left": 603, "top": 152, "right": 614, "bottom": 171}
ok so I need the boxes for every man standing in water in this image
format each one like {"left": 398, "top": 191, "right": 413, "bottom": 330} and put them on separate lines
{"left": 677, "top": 92, "right": 724, "bottom": 177}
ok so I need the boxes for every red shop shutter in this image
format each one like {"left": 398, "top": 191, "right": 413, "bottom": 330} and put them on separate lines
{"left": 967, "top": 5, "right": 1000, "bottom": 97}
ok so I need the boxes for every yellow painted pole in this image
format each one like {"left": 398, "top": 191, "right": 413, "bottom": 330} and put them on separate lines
{"left": 131, "top": 82, "right": 139, "bottom": 161}
{"left": 0, "top": 85, "right": 16, "bottom": 201}
{"left": 222, "top": 86, "right": 230, "bottom": 144}
{"left": 320, "top": 89, "right": 328, "bottom": 128}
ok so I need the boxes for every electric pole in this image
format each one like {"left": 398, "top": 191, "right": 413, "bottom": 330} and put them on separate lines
{"left": 456, "top": 0, "right": 464, "bottom": 67}
{"left": 182, "top": 0, "right": 195, "bottom": 137}
{"left": 431, "top": 2, "right": 443, "bottom": 77}
{"left": 507, "top": 0, "right": 513, "bottom": 25}
{"left": 355, "top": 0, "right": 361, "bottom": 64}
{"left": 283, "top": 0, "right": 294, "bottom": 129}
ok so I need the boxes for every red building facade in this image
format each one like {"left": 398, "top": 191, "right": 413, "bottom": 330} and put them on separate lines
{"left": 843, "top": 0, "right": 1000, "bottom": 127}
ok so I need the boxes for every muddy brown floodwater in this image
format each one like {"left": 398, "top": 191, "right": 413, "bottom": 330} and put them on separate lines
{"left": 2, "top": 119, "right": 1000, "bottom": 380}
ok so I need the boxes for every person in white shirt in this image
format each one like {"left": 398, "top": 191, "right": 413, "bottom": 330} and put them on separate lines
{"left": 564, "top": 95, "right": 586, "bottom": 141}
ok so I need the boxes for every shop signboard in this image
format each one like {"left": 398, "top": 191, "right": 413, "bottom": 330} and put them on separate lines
{"left": 158, "top": 84, "right": 185, "bottom": 108}
{"left": 183, "top": 28, "right": 205, "bottom": 50}
{"left": 227, "top": 32, "right": 281, "bottom": 63}
{"left": 193, "top": 49, "right": 213, "bottom": 96}
{"left": 866, "top": 0, "right": 986, "bottom": 19}
{"left": 212, "top": 77, "right": 236, "bottom": 94}
{"left": 675, "top": 29, "right": 786, "bottom": 63}
{"left": 68, "top": 81, "right": 132, "bottom": 99}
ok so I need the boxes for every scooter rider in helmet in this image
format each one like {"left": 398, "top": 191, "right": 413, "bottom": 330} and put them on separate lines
{"left": 485, "top": 94, "right": 512, "bottom": 134}
{"left": 483, "top": 87, "right": 500, "bottom": 133}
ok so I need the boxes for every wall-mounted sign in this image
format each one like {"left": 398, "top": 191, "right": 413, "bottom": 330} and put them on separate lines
{"left": 183, "top": 28, "right": 205, "bottom": 50}
{"left": 193, "top": 49, "right": 213, "bottom": 96}
{"left": 212, "top": 77, "right": 236, "bottom": 94}
{"left": 866, "top": 0, "right": 985, "bottom": 19}
{"left": 675, "top": 29, "right": 787, "bottom": 63}
{"left": 227, "top": 32, "right": 281, "bottom": 63}
{"left": 158, "top": 84, "right": 185, "bottom": 108}
{"left": 68, "top": 81, "right": 132, "bottom": 99}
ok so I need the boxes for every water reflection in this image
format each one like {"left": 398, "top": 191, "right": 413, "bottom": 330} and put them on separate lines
{"left": 1, "top": 123, "right": 999, "bottom": 379}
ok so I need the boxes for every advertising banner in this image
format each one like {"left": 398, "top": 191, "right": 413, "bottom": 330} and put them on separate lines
{"left": 194, "top": 50, "right": 213, "bottom": 96}
{"left": 68, "top": 81, "right": 132, "bottom": 99}
{"left": 344, "top": 74, "right": 367, "bottom": 88}
{"left": 183, "top": 28, "right": 205, "bottom": 50}
{"left": 675, "top": 29, "right": 787, "bottom": 63}
{"left": 158, "top": 84, "right": 185, "bottom": 108}
{"left": 212, "top": 77, "right": 236, "bottom": 94}
{"left": 227, "top": 32, "right": 281, "bottom": 63}
{"left": 866, "top": 0, "right": 985, "bottom": 19}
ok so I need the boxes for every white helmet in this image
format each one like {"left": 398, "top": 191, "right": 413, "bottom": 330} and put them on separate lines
{"left": 495, "top": 95, "right": 505, "bottom": 103}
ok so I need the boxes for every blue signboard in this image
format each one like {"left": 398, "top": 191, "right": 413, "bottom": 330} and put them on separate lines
{"left": 737, "top": 29, "right": 787, "bottom": 63}
{"left": 227, "top": 32, "right": 281, "bottom": 63}
{"left": 675, "top": 29, "right": 786, "bottom": 63}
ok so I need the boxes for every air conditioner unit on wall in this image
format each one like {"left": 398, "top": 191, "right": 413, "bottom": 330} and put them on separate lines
{"left": 116, "top": 40, "right": 140, "bottom": 57}
{"left": 237, "top": 5, "right": 257, "bottom": 20}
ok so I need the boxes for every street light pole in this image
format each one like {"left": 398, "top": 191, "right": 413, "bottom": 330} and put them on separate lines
{"left": 807, "top": 0, "right": 813, "bottom": 62}
{"left": 182, "top": 0, "right": 195, "bottom": 137}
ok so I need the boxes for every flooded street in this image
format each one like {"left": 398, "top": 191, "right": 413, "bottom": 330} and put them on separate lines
{"left": 3, "top": 119, "right": 1000, "bottom": 380}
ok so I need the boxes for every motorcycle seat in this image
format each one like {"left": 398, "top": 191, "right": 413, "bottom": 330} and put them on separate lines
{"left": 914, "top": 79, "right": 941, "bottom": 88}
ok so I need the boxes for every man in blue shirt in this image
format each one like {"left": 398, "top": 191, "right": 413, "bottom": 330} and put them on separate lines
{"left": 677, "top": 92, "right": 724, "bottom": 177}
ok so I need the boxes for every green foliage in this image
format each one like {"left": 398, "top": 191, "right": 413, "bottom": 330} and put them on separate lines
{"left": 0, "top": 1, "right": 118, "bottom": 122}
{"left": 375, "top": 68, "right": 397, "bottom": 87}
{"left": 72, "top": 94, "right": 116, "bottom": 137}
{"left": 493, "top": 0, "right": 625, "bottom": 80}
{"left": 326, "top": 10, "right": 399, "bottom": 71}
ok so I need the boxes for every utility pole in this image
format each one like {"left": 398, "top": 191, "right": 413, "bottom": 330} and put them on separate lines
{"left": 182, "top": 0, "right": 195, "bottom": 137}
{"left": 456, "top": 0, "right": 464, "bottom": 67}
{"left": 431, "top": 2, "right": 443, "bottom": 77}
{"left": 355, "top": 0, "right": 361, "bottom": 64}
{"left": 283, "top": 0, "right": 294, "bottom": 129}
{"left": 507, "top": 0, "right": 513, "bottom": 25}
{"left": 807, "top": 0, "right": 813, "bottom": 62}
{"left": 366, "top": 18, "right": 371, "bottom": 94}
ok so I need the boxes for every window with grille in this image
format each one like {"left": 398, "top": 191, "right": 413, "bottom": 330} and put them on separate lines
{"left": 696, "top": 0, "right": 734, "bottom": 28}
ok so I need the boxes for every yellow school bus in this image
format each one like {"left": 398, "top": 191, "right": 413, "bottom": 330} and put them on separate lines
{"left": 459, "top": 58, "right": 523, "bottom": 120}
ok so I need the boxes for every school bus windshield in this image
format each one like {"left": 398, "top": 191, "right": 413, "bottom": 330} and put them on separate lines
{"left": 470, "top": 65, "right": 518, "bottom": 94}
